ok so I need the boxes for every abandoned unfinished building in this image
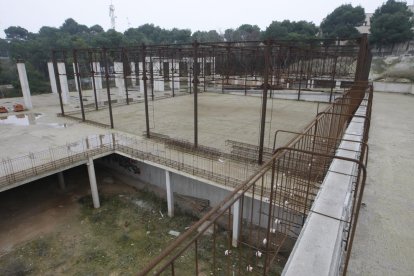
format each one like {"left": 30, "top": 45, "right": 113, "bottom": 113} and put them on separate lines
{"left": 0, "top": 35, "right": 372, "bottom": 275}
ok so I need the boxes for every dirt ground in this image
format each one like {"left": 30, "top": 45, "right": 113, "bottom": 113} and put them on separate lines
{"left": 0, "top": 165, "right": 199, "bottom": 275}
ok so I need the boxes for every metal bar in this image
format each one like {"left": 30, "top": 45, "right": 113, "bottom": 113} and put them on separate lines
{"left": 141, "top": 45, "right": 151, "bottom": 138}
{"left": 102, "top": 48, "right": 114, "bottom": 128}
{"left": 258, "top": 42, "right": 271, "bottom": 164}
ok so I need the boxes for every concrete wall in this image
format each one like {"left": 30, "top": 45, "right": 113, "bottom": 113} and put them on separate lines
{"left": 373, "top": 81, "right": 414, "bottom": 94}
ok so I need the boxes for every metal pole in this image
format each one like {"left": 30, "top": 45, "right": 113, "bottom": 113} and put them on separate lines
{"left": 73, "top": 49, "right": 85, "bottom": 121}
{"left": 52, "top": 51, "right": 65, "bottom": 116}
{"left": 122, "top": 48, "right": 130, "bottom": 104}
{"left": 171, "top": 55, "right": 175, "bottom": 97}
{"left": 258, "top": 42, "right": 271, "bottom": 164}
{"left": 88, "top": 51, "right": 99, "bottom": 110}
{"left": 193, "top": 41, "right": 199, "bottom": 147}
{"left": 102, "top": 48, "right": 114, "bottom": 128}
{"left": 142, "top": 44, "right": 151, "bottom": 138}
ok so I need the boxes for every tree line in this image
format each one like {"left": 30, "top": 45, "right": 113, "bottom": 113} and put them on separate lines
{"left": 0, "top": 0, "right": 412, "bottom": 94}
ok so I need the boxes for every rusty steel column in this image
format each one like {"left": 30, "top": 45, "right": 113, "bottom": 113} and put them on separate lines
{"left": 73, "top": 49, "right": 85, "bottom": 121}
{"left": 355, "top": 34, "right": 369, "bottom": 83}
{"left": 193, "top": 41, "right": 199, "bottom": 147}
{"left": 141, "top": 45, "right": 151, "bottom": 138}
{"left": 150, "top": 55, "right": 154, "bottom": 101}
{"left": 171, "top": 55, "right": 175, "bottom": 97}
{"left": 122, "top": 48, "right": 130, "bottom": 104}
{"left": 88, "top": 51, "right": 99, "bottom": 110}
{"left": 102, "top": 48, "right": 114, "bottom": 129}
{"left": 258, "top": 42, "right": 271, "bottom": 164}
{"left": 52, "top": 51, "right": 65, "bottom": 116}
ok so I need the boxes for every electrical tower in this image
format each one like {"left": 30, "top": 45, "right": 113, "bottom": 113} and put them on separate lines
{"left": 109, "top": 1, "right": 116, "bottom": 30}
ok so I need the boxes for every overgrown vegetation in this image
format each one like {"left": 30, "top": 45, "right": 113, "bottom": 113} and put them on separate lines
{"left": 0, "top": 190, "right": 198, "bottom": 275}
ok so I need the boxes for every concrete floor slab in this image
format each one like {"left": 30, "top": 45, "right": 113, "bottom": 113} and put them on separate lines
{"left": 347, "top": 92, "right": 414, "bottom": 276}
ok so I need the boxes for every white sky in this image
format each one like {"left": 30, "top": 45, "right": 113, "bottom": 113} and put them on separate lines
{"left": 0, "top": 0, "right": 406, "bottom": 38}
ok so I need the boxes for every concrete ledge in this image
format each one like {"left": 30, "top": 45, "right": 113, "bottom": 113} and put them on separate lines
{"left": 283, "top": 104, "right": 367, "bottom": 276}
{"left": 373, "top": 81, "right": 414, "bottom": 94}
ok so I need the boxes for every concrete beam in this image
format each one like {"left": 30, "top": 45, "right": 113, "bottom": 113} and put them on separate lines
{"left": 165, "top": 170, "right": 174, "bottom": 217}
{"left": 283, "top": 104, "right": 367, "bottom": 276}
{"left": 16, "top": 62, "right": 33, "bottom": 109}
{"left": 87, "top": 157, "right": 100, "bottom": 208}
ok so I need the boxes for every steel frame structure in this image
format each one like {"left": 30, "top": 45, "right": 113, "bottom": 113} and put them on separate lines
{"left": 51, "top": 35, "right": 370, "bottom": 165}
{"left": 47, "top": 35, "right": 372, "bottom": 275}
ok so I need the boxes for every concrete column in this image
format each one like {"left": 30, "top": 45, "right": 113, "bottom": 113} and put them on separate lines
{"left": 92, "top": 62, "right": 102, "bottom": 103}
{"left": 336, "top": 81, "right": 341, "bottom": 89}
{"left": 87, "top": 157, "right": 100, "bottom": 208}
{"left": 47, "top": 62, "right": 58, "bottom": 94}
{"left": 165, "top": 170, "right": 174, "bottom": 217}
{"left": 73, "top": 63, "right": 79, "bottom": 92}
{"left": 130, "top": 62, "right": 136, "bottom": 86}
{"left": 114, "top": 62, "right": 124, "bottom": 98}
{"left": 155, "top": 79, "right": 165, "bottom": 92}
{"left": 57, "top": 62, "right": 69, "bottom": 105}
{"left": 139, "top": 80, "right": 144, "bottom": 92}
{"left": 16, "top": 62, "right": 33, "bottom": 110}
{"left": 57, "top": 171, "right": 66, "bottom": 190}
{"left": 232, "top": 198, "right": 241, "bottom": 247}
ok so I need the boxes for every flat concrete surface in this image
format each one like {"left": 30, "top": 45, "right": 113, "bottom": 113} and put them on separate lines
{"left": 0, "top": 92, "right": 324, "bottom": 158}
{"left": 73, "top": 92, "right": 325, "bottom": 150}
{"left": 0, "top": 94, "right": 109, "bottom": 159}
{"left": 348, "top": 92, "right": 414, "bottom": 276}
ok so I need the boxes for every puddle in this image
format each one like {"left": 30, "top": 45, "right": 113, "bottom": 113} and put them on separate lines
{"left": 0, "top": 113, "right": 70, "bottom": 128}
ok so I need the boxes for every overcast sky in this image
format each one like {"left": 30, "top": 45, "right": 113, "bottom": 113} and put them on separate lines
{"left": 0, "top": 0, "right": 407, "bottom": 38}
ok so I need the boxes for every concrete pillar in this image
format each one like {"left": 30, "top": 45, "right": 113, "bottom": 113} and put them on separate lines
{"left": 114, "top": 62, "right": 124, "bottom": 98}
{"left": 130, "top": 62, "right": 136, "bottom": 86}
{"left": 336, "top": 81, "right": 341, "bottom": 89}
{"left": 139, "top": 80, "right": 144, "bottom": 92}
{"left": 165, "top": 170, "right": 174, "bottom": 217}
{"left": 92, "top": 62, "right": 102, "bottom": 103}
{"left": 155, "top": 80, "right": 165, "bottom": 92}
{"left": 57, "top": 171, "right": 66, "bottom": 190}
{"left": 16, "top": 62, "right": 33, "bottom": 110}
{"left": 47, "top": 62, "right": 58, "bottom": 94}
{"left": 87, "top": 157, "right": 100, "bottom": 208}
{"left": 73, "top": 63, "right": 79, "bottom": 92}
{"left": 57, "top": 62, "right": 69, "bottom": 105}
{"left": 232, "top": 198, "right": 241, "bottom": 247}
